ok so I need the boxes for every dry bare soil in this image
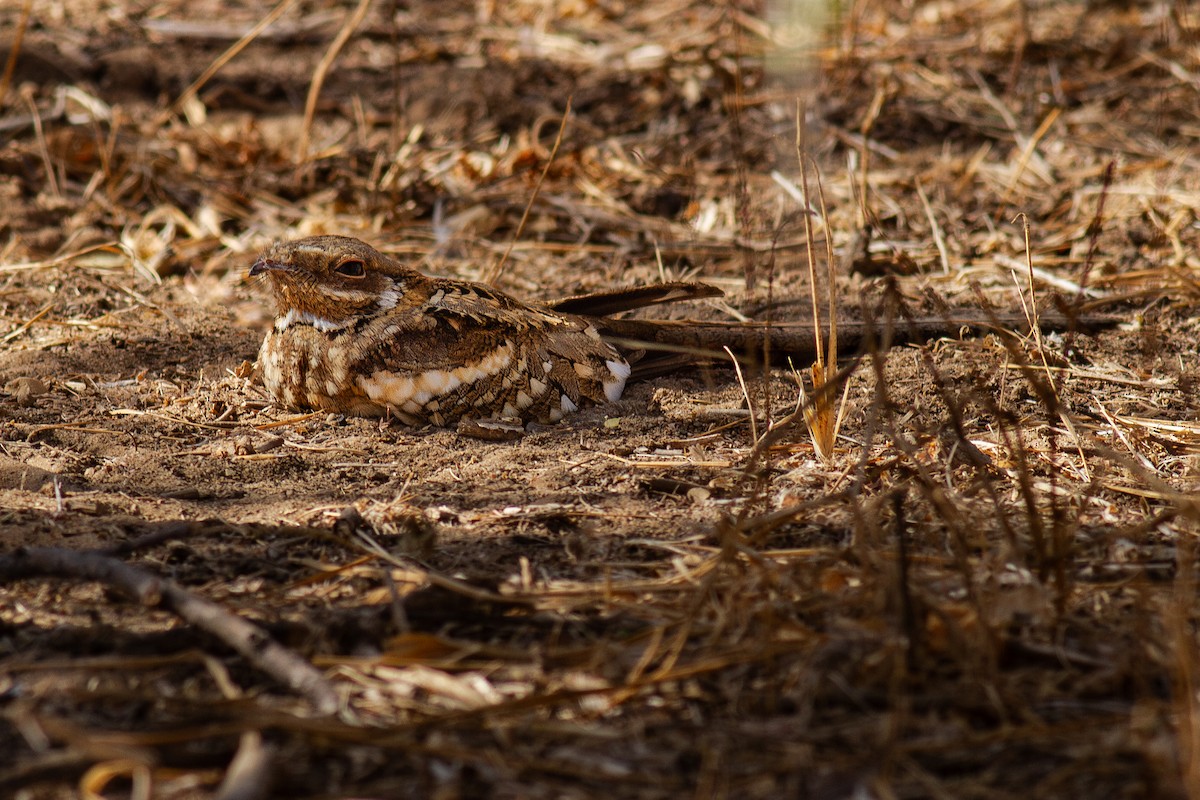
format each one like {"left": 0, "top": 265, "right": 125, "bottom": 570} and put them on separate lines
{"left": 2, "top": 1, "right": 1200, "bottom": 797}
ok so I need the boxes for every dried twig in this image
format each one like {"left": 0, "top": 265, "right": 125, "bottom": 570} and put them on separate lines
{"left": 157, "top": 0, "right": 298, "bottom": 126}
{"left": 297, "top": 0, "right": 373, "bottom": 163}
{"left": 0, "top": 547, "right": 339, "bottom": 715}
{"left": 0, "top": 0, "right": 32, "bottom": 111}
{"left": 482, "top": 97, "right": 573, "bottom": 286}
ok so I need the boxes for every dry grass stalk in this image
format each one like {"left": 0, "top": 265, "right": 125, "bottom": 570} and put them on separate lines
{"left": 793, "top": 117, "right": 846, "bottom": 462}
{"left": 21, "top": 88, "right": 58, "bottom": 199}
{"left": 1012, "top": 212, "right": 1060, "bottom": 395}
{"left": 915, "top": 178, "right": 949, "bottom": 274}
{"left": 297, "top": 0, "right": 373, "bottom": 163}
{"left": 0, "top": 0, "right": 32, "bottom": 111}
{"left": 482, "top": 96, "right": 572, "bottom": 286}
{"left": 156, "top": 0, "right": 298, "bottom": 126}
{"left": 81, "top": 761, "right": 152, "bottom": 800}
{"left": 724, "top": 344, "right": 759, "bottom": 445}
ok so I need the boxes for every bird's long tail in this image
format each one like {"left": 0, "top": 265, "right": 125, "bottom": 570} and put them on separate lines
{"left": 597, "top": 309, "right": 1119, "bottom": 367}
{"left": 546, "top": 281, "right": 1121, "bottom": 374}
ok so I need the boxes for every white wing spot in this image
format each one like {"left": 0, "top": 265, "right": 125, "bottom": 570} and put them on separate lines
{"left": 606, "top": 359, "right": 631, "bottom": 381}
{"left": 602, "top": 359, "right": 631, "bottom": 402}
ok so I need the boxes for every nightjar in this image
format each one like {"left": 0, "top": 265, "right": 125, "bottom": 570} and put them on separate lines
{"left": 250, "top": 235, "right": 718, "bottom": 426}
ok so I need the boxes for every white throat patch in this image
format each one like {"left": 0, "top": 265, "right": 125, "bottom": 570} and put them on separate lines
{"left": 276, "top": 309, "right": 350, "bottom": 332}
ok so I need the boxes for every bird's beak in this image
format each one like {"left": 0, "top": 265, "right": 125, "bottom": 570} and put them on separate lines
{"left": 249, "top": 257, "right": 285, "bottom": 277}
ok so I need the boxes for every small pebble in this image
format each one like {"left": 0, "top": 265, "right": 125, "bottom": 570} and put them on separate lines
{"left": 7, "top": 377, "right": 48, "bottom": 407}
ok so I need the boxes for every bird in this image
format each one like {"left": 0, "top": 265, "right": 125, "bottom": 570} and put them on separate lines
{"left": 250, "top": 235, "right": 1115, "bottom": 427}
{"left": 250, "top": 235, "right": 710, "bottom": 427}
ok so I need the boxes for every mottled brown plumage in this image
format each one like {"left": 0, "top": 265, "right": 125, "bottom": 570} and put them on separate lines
{"left": 251, "top": 236, "right": 669, "bottom": 426}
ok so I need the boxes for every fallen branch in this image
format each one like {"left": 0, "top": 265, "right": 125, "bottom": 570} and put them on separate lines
{"left": 0, "top": 547, "right": 339, "bottom": 716}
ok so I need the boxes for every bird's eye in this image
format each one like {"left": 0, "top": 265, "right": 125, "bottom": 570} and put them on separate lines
{"left": 335, "top": 259, "right": 366, "bottom": 278}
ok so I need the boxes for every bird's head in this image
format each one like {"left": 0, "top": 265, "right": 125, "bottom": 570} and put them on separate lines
{"left": 250, "top": 236, "right": 413, "bottom": 330}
